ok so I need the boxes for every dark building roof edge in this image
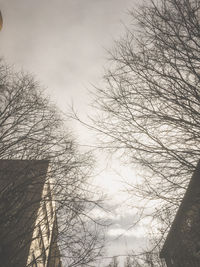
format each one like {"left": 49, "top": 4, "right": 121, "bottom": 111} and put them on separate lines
{"left": 160, "top": 160, "right": 200, "bottom": 258}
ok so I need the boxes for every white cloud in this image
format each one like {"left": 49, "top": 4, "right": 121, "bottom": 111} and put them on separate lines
{"left": 108, "top": 225, "right": 148, "bottom": 239}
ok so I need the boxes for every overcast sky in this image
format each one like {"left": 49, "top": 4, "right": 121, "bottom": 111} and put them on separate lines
{"left": 0, "top": 0, "right": 147, "bottom": 265}
{"left": 0, "top": 0, "right": 136, "bottom": 111}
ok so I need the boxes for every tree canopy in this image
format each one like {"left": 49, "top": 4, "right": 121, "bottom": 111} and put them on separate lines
{"left": 91, "top": 0, "right": 200, "bottom": 263}
{"left": 0, "top": 62, "right": 105, "bottom": 266}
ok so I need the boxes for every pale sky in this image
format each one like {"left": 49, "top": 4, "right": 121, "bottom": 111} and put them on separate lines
{"left": 0, "top": 0, "right": 147, "bottom": 265}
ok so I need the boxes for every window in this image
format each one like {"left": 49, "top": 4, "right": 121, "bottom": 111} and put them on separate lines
{"left": 170, "top": 258, "right": 174, "bottom": 265}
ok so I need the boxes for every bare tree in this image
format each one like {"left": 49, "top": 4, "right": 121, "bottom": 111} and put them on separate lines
{"left": 87, "top": 0, "right": 200, "bottom": 263}
{"left": 124, "top": 256, "right": 134, "bottom": 267}
{"left": 106, "top": 256, "right": 120, "bottom": 267}
{"left": 126, "top": 248, "right": 166, "bottom": 267}
{"left": 0, "top": 62, "right": 105, "bottom": 267}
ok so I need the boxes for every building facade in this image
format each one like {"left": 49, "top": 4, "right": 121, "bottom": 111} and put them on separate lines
{"left": 160, "top": 161, "right": 200, "bottom": 267}
{"left": 0, "top": 160, "right": 62, "bottom": 267}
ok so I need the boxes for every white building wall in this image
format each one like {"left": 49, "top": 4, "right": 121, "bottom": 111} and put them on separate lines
{"left": 27, "top": 176, "right": 56, "bottom": 267}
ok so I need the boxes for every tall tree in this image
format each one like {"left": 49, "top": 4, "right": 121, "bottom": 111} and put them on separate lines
{"left": 106, "top": 256, "right": 119, "bottom": 267}
{"left": 0, "top": 62, "right": 104, "bottom": 266}
{"left": 89, "top": 0, "right": 200, "bottom": 261}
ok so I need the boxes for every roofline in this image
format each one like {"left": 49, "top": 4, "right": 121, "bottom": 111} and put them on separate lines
{"left": 160, "top": 160, "right": 200, "bottom": 258}
{"left": 0, "top": 159, "right": 50, "bottom": 163}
